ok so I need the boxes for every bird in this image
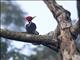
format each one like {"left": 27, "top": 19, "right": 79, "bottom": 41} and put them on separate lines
{"left": 25, "top": 16, "right": 39, "bottom": 35}
{"left": 25, "top": 16, "right": 39, "bottom": 45}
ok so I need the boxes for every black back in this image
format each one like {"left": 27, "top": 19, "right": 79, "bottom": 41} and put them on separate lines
{"left": 26, "top": 22, "right": 36, "bottom": 34}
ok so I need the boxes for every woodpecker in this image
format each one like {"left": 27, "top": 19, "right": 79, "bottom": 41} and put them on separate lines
{"left": 25, "top": 16, "right": 39, "bottom": 35}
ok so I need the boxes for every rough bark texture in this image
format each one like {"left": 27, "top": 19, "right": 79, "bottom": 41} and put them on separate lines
{"left": 0, "top": 29, "right": 57, "bottom": 45}
{"left": 43, "top": 0, "right": 80, "bottom": 60}
{"left": 0, "top": 0, "right": 80, "bottom": 60}
{"left": 60, "top": 29, "right": 77, "bottom": 60}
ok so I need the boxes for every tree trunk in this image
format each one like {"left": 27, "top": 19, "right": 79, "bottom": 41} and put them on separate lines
{"left": 43, "top": 0, "right": 80, "bottom": 60}
{"left": 1, "top": 0, "right": 80, "bottom": 60}
{"left": 60, "top": 29, "right": 77, "bottom": 60}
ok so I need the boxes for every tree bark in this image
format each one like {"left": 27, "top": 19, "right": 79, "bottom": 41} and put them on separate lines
{"left": 0, "top": 28, "right": 60, "bottom": 52}
{"left": 0, "top": 0, "right": 80, "bottom": 60}
{"left": 43, "top": 0, "right": 80, "bottom": 60}
{"left": 0, "top": 29, "right": 57, "bottom": 45}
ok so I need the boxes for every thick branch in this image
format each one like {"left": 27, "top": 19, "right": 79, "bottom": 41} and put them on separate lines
{"left": 0, "top": 29, "right": 57, "bottom": 46}
{"left": 43, "top": 0, "right": 64, "bottom": 23}
{"left": 43, "top": 0, "right": 79, "bottom": 60}
{"left": 43, "top": 0, "right": 72, "bottom": 28}
{"left": 43, "top": 0, "right": 79, "bottom": 40}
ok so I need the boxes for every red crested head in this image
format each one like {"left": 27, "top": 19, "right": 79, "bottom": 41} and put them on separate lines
{"left": 25, "top": 16, "right": 33, "bottom": 21}
{"left": 25, "top": 16, "right": 36, "bottom": 22}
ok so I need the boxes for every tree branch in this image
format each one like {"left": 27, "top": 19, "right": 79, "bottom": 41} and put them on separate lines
{"left": 0, "top": 28, "right": 58, "bottom": 46}
{"left": 43, "top": 0, "right": 79, "bottom": 39}
{"left": 43, "top": 0, "right": 80, "bottom": 59}
{"left": 43, "top": 0, "right": 72, "bottom": 28}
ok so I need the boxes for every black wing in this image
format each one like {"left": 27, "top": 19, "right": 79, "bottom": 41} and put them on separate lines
{"left": 26, "top": 22, "right": 36, "bottom": 34}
